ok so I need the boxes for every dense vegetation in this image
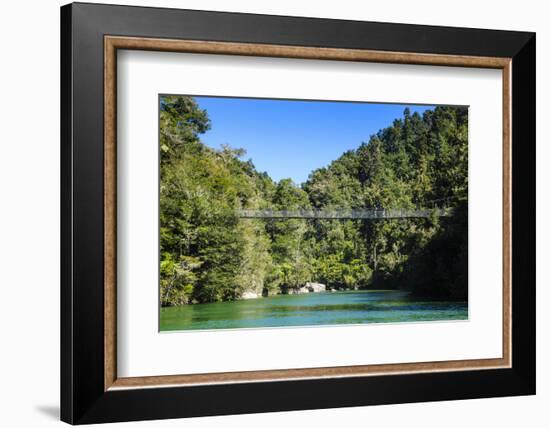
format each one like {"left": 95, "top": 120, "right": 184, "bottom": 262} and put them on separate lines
{"left": 160, "top": 96, "right": 468, "bottom": 306}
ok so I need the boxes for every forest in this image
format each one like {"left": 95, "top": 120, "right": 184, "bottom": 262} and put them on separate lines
{"left": 159, "top": 95, "right": 468, "bottom": 307}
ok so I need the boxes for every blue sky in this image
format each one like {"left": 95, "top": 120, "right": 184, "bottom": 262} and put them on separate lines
{"left": 194, "top": 96, "right": 434, "bottom": 184}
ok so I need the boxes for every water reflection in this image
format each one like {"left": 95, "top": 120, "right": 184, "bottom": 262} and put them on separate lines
{"left": 160, "top": 290, "right": 468, "bottom": 331}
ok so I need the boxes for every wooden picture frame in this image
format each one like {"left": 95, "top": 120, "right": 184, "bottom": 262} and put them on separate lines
{"left": 61, "top": 2, "right": 535, "bottom": 424}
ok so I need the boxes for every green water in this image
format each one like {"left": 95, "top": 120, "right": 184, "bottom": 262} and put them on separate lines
{"left": 160, "top": 290, "right": 468, "bottom": 332}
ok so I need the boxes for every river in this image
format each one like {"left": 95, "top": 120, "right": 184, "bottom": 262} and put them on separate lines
{"left": 160, "top": 290, "right": 467, "bottom": 331}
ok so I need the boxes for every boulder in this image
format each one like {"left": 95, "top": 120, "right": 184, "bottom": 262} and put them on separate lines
{"left": 306, "top": 282, "right": 326, "bottom": 292}
{"left": 290, "top": 287, "right": 309, "bottom": 294}
{"left": 289, "top": 283, "right": 327, "bottom": 294}
{"left": 241, "top": 291, "right": 259, "bottom": 299}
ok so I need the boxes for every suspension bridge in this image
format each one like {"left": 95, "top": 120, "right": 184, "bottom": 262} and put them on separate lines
{"left": 237, "top": 208, "right": 453, "bottom": 220}
{"left": 237, "top": 197, "right": 460, "bottom": 220}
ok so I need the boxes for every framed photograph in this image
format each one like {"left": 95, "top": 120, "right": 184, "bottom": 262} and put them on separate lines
{"left": 61, "top": 2, "right": 535, "bottom": 424}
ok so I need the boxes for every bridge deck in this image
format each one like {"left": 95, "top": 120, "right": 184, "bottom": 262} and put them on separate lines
{"left": 237, "top": 208, "right": 452, "bottom": 219}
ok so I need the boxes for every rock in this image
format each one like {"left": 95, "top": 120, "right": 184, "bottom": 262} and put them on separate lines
{"left": 290, "top": 287, "right": 309, "bottom": 294}
{"left": 306, "top": 282, "right": 326, "bottom": 292}
{"left": 241, "top": 291, "right": 259, "bottom": 299}
{"left": 289, "top": 283, "right": 327, "bottom": 294}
